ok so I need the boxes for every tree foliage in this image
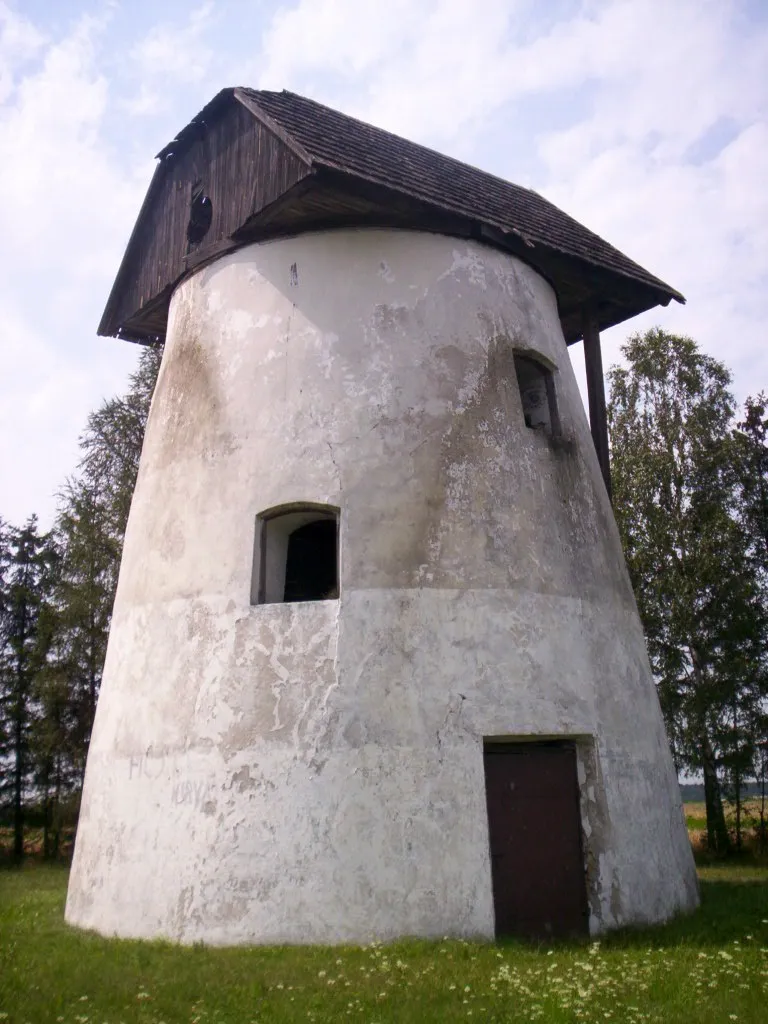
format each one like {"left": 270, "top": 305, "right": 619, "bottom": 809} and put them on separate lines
{"left": 608, "top": 329, "right": 768, "bottom": 852}
{"left": 77, "top": 346, "right": 162, "bottom": 541}
{"left": 0, "top": 517, "right": 57, "bottom": 861}
{"left": 0, "top": 345, "right": 161, "bottom": 860}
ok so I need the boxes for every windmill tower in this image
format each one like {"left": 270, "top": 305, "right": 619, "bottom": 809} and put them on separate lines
{"left": 66, "top": 89, "right": 698, "bottom": 944}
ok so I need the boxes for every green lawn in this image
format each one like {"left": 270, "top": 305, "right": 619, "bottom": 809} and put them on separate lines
{"left": 1, "top": 864, "right": 767, "bottom": 1024}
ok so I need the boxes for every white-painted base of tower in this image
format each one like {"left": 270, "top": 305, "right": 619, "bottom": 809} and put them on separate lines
{"left": 66, "top": 229, "right": 698, "bottom": 944}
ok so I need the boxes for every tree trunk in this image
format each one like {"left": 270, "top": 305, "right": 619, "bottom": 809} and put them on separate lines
{"left": 701, "top": 732, "right": 730, "bottom": 854}
{"left": 689, "top": 646, "right": 731, "bottom": 855}
{"left": 52, "top": 752, "right": 62, "bottom": 861}
{"left": 760, "top": 747, "right": 767, "bottom": 855}
{"left": 42, "top": 792, "right": 51, "bottom": 861}
{"left": 733, "top": 703, "right": 742, "bottom": 852}
{"left": 13, "top": 711, "right": 24, "bottom": 864}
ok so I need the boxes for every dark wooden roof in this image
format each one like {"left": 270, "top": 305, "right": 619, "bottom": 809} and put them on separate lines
{"left": 99, "top": 87, "right": 684, "bottom": 345}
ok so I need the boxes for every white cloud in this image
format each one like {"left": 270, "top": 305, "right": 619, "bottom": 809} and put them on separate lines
{"left": 123, "top": 2, "right": 217, "bottom": 117}
{"left": 1, "top": 0, "right": 765, "bottom": 528}
{"left": 254, "top": 0, "right": 529, "bottom": 143}
{"left": 254, "top": 0, "right": 768, "bottom": 400}
{"left": 0, "top": 2, "right": 46, "bottom": 103}
{"left": 257, "top": 0, "right": 424, "bottom": 83}
{"left": 0, "top": 10, "right": 143, "bottom": 527}
{"left": 531, "top": 2, "right": 768, "bottom": 397}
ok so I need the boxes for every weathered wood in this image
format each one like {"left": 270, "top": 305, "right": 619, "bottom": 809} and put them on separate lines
{"left": 582, "top": 307, "right": 612, "bottom": 500}
{"left": 99, "top": 88, "right": 684, "bottom": 345}
{"left": 99, "top": 97, "right": 312, "bottom": 340}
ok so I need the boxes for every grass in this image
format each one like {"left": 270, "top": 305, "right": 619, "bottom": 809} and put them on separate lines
{"left": 1, "top": 863, "right": 768, "bottom": 1024}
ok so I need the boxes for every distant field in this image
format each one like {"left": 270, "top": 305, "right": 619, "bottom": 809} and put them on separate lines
{"left": 1, "top": 864, "right": 767, "bottom": 1024}
{"left": 0, "top": 826, "right": 76, "bottom": 860}
{"left": 684, "top": 800, "right": 766, "bottom": 850}
{"left": 680, "top": 783, "right": 764, "bottom": 803}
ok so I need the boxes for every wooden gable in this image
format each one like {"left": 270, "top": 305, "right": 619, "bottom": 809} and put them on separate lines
{"left": 100, "top": 88, "right": 683, "bottom": 347}
{"left": 99, "top": 92, "right": 311, "bottom": 342}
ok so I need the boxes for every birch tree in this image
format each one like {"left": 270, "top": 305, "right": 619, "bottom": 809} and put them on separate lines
{"left": 608, "top": 329, "right": 767, "bottom": 853}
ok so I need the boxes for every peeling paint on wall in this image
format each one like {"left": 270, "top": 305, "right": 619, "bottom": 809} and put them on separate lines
{"left": 66, "top": 229, "right": 698, "bottom": 945}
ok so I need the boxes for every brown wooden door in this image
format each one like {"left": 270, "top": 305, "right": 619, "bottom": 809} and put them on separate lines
{"left": 483, "top": 743, "right": 588, "bottom": 939}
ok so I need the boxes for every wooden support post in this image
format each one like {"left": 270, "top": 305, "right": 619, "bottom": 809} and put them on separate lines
{"left": 582, "top": 307, "right": 612, "bottom": 501}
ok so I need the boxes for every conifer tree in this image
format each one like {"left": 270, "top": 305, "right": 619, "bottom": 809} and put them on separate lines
{"left": 0, "top": 347, "right": 162, "bottom": 856}
{"left": 0, "top": 517, "right": 56, "bottom": 861}
{"left": 44, "top": 345, "right": 163, "bottom": 825}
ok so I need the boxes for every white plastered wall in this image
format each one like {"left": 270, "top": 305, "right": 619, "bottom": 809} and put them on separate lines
{"left": 66, "top": 229, "right": 698, "bottom": 944}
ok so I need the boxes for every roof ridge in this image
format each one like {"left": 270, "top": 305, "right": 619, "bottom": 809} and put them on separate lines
{"left": 100, "top": 85, "right": 684, "bottom": 343}
{"left": 234, "top": 87, "right": 314, "bottom": 168}
{"left": 245, "top": 86, "right": 545, "bottom": 202}
{"left": 243, "top": 87, "right": 681, "bottom": 300}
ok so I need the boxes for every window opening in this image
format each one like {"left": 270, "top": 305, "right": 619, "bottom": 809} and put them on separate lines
{"left": 514, "top": 354, "right": 559, "bottom": 435}
{"left": 187, "top": 184, "right": 212, "bottom": 245}
{"left": 252, "top": 505, "right": 339, "bottom": 605}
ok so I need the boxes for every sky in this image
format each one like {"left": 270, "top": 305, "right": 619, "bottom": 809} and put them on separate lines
{"left": 1, "top": 0, "right": 766, "bottom": 528}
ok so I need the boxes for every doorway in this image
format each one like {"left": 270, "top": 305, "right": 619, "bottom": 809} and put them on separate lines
{"left": 483, "top": 742, "right": 588, "bottom": 939}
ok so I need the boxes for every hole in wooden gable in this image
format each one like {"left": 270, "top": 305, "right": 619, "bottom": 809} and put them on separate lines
{"left": 187, "top": 186, "right": 212, "bottom": 245}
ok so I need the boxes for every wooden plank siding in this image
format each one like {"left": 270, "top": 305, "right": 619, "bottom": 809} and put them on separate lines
{"left": 99, "top": 97, "right": 311, "bottom": 341}
{"left": 98, "top": 88, "right": 683, "bottom": 346}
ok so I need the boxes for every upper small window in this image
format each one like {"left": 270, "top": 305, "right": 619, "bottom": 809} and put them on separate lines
{"left": 514, "top": 354, "right": 559, "bottom": 436}
{"left": 252, "top": 504, "right": 339, "bottom": 605}
{"left": 187, "top": 185, "right": 212, "bottom": 245}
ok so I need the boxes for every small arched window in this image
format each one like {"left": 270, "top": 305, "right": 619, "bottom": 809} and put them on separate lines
{"left": 252, "top": 504, "right": 339, "bottom": 605}
{"left": 514, "top": 353, "right": 560, "bottom": 436}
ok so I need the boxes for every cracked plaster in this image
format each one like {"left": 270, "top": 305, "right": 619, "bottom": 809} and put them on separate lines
{"left": 66, "top": 229, "right": 698, "bottom": 944}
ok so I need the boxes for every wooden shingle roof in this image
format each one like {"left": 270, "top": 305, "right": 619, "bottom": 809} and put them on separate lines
{"left": 243, "top": 89, "right": 682, "bottom": 303}
{"left": 100, "top": 87, "right": 684, "bottom": 344}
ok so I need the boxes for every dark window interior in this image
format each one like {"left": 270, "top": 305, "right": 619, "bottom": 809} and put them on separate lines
{"left": 514, "top": 354, "right": 559, "bottom": 435}
{"left": 187, "top": 187, "right": 212, "bottom": 245}
{"left": 284, "top": 519, "right": 338, "bottom": 602}
{"left": 252, "top": 505, "right": 339, "bottom": 605}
